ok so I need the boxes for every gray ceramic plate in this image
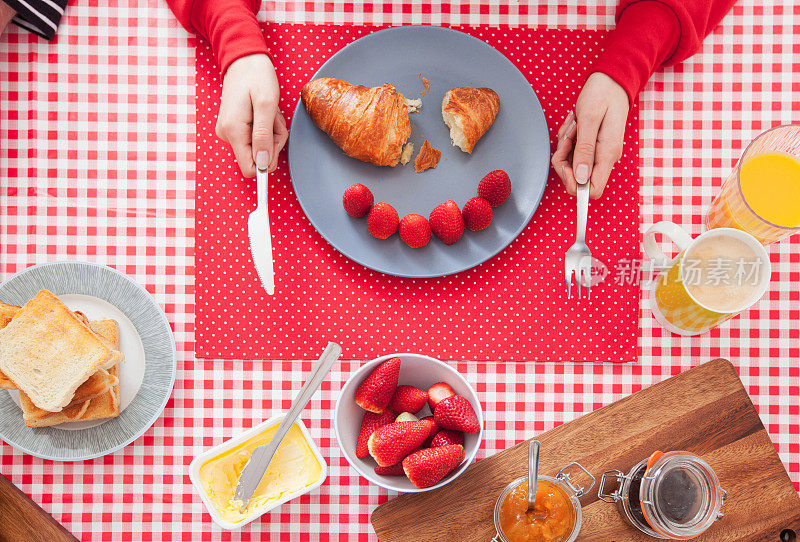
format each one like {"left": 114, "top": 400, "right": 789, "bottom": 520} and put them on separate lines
{"left": 0, "top": 261, "right": 176, "bottom": 461}
{"left": 288, "top": 25, "right": 550, "bottom": 278}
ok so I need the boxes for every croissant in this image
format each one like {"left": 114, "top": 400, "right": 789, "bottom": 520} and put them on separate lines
{"left": 441, "top": 87, "right": 500, "bottom": 153}
{"left": 301, "top": 78, "right": 421, "bottom": 167}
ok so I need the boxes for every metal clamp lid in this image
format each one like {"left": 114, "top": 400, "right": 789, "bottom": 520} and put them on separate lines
{"left": 556, "top": 462, "right": 596, "bottom": 498}
{"left": 597, "top": 469, "right": 625, "bottom": 503}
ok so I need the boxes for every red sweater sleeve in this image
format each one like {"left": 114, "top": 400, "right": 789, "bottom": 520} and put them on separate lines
{"left": 592, "top": 0, "right": 737, "bottom": 104}
{"left": 166, "top": 0, "right": 269, "bottom": 75}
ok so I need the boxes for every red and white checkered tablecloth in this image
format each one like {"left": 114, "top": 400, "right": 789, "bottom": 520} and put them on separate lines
{"left": 0, "top": 0, "right": 798, "bottom": 540}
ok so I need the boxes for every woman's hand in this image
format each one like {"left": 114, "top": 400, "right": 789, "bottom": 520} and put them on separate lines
{"left": 551, "top": 72, "right": 629, "bottom": 199}
{"left": 216, "top": 54, "right": 289, "bottom": 178}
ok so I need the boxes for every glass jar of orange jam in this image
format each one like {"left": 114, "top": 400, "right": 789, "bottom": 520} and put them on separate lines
{"left": 492, "top": 463, "right": 595, "bottom": 542}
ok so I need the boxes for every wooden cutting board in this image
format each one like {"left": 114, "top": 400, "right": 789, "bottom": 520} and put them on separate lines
{"left": 0, "top": 473, "right": 78, "bottom": 542}
{"left": 371, "top": 358, "right": 800, "bottom": 541}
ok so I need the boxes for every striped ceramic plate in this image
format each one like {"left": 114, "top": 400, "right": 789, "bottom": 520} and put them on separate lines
{"left": 0, "top": 261, "right": 176, "bottom": 461}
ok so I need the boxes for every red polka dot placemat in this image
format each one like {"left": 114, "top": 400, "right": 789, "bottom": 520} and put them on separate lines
{"left": 195, "top": 24, "right": 639, "bottom": 361}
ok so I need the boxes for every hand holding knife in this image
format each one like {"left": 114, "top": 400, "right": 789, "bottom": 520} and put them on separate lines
{"left": 248, "top": 167, "right": 275, "bottom": 295}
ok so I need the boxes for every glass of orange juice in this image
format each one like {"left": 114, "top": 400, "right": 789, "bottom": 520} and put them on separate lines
{"left": 644, "top": 222, "right": 771, "bottom": 336}
{"left": 705, "top": 124, "right": 800, "bottom": 244}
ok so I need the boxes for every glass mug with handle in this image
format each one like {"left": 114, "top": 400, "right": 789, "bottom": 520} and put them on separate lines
{"left": 705, "top": 124, "right": 800, "bottom": 244}
{"left": 644, "top": 222, "right": 772, "bottom": 336}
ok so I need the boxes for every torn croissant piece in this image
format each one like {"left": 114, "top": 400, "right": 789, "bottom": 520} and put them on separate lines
{"left": 301, "top": 78, "right": 422, "bottom": 167}
{"left": 442, "top": 86, "right": 500, "bottom": 153}
{"left": 414, "top": 140, "right": 442, "bottom": 173}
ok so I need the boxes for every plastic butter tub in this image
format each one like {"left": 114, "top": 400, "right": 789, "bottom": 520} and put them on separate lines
{"left": 189, "top": 415, "right": 327, "bottom": 530}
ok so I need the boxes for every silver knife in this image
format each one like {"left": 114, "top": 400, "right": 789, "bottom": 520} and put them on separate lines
{"left": 233, "top": 342, "right": 342, "bottom": 512}
{"left": 248, "top": 167, "right": 275, "bottom": 295}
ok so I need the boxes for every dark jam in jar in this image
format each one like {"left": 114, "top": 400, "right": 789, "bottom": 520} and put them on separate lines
{"left": 657, "top": 467, "right": 701, "bottom": 523}
{"left": 629, "top": 462, "right": 702, "bottom": 527}
{"left": 627, "top": 463, "right": 648, "bottom": 526}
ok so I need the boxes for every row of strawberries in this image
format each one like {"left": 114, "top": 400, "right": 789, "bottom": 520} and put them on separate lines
{"left": 342, "top": 170, "right": 512, "bottom": 247}
{"left": 353, "top": 357, "right": 480, "bottom": 488}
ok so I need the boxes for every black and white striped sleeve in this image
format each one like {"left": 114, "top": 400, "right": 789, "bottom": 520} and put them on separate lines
{"left": 4, "top": 0, "right": 68, "bottom": 40}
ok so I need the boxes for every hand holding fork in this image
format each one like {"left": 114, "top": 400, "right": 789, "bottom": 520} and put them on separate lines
{"left": 559, "top": 113, "right": 593, "bottom": 299}
{"left": 564, "top": 176, "right": 592, "bottom": 299}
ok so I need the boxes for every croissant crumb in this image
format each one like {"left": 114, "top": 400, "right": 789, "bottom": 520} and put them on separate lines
{"left": 406, "top": 97, "right": 422, "bottom": 113}
{"left": 400, "top": 143, "right": 415, "bottom": 165}
{"left": 414, "top": 140, "right": 441, "bottom": 173}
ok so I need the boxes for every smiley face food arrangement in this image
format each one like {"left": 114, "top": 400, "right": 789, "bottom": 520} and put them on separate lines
{"left": 302, "top": 77, "right": 508, "bottom": 248}
{"left": 352, "top": 357, "right": 480, "bottom": 488}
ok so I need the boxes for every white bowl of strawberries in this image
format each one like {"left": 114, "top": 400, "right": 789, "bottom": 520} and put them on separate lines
{"left": 334, "top": 353, "right": 483, "bottom": 493}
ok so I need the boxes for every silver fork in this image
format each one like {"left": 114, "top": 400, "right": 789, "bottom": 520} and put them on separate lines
{"left": 564, "top": 178, "right": 592, "bottom": 299}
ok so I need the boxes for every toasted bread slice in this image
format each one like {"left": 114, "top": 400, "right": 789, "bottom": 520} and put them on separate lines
{"left": 0, "top": 306, "right": 119, "bottom": 392}
{"left": 87, "top": 321, "right": 122, "bottom": 418}
{"left": 0, "top": 304, "right": 21, "bottom": 389}
{"left": 0, "top": 355, "right": 12, "bottom": 389}
{"left": 20, "top": 368, "right": 117, "bottom": 421}
{"left": 0, "top": 291, "right": 123, "bottom": 412}
{"left": 22, "top": 319, "right": 122, "bottom": 427}
{"left": 0, "top": 302, "right": 18, "bottom": 319}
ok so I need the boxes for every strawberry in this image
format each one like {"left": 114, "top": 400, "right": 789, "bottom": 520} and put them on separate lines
{"left": 427, "top": 382, "right": 455, "bottom": 410}
{"left": 478, "top": 170, "right": 511, "bottom": 206}
{"left": 430, "top": 429, "right": 464, "bottom": 448}
{"left": 420, "top": 416, "right": 440, "bottom": 447}
{"left": 429, "top": 200, "right": 464, "bottom": 245}
{"left": 389, "top": 385, "right": 429, "bottom": 414}
{"left": 355, "top": 409, "right": 395, "bottom": 459}
{"left": 342, "top": 183, "right": 374, "bottom": 217}
{"left": 434, "top": 395, "right": 480, "bottom": 433}
{"left": 395, "top": 412, "right": 418, "bottom": 423}
{"left": 402, "top": 445, "right": 466, "bottom": 488}
{"left": 375, "top": 463, "right": 406, "bottom": 476}
{"left": 354, "top": 357, "right": 401, "bottom": 413}
{"left": 368, "top": 419, "right": 436, "bottom": 467}
{"left": 367, "top": 202, "right": 399, "bottom": 239}
{"left": 399, "top": 213, "right": 431, "bottom": 248}
{"left": 462, "top": 197, "right": 493, "bottom": 231}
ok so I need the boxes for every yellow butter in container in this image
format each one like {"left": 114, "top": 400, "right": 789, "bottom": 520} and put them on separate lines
{"left": 189, "top": 415, "right": 327, "bottom": 530}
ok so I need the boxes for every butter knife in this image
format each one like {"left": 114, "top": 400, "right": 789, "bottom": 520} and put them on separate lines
{"left": 233, "top": 342, "right": 342, "bottom": 512}
{"left": 248, "top": 167, "right": 275, "bottom": 295}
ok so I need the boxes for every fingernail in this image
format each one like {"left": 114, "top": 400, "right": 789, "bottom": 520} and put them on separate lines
{"left": 575, "top": 163, "right": 590, "bottom": 183}
{"left": 559, "top": 120, "right": 575, "bottom": 141}
{"left": 256, "top": 150, "right": 269, "bottom": 170}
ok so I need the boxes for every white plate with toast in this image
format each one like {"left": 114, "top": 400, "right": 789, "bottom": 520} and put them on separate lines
{"left": 0, "top": 261, "right": 176, "bottom": 461}
{"left": 288, "top": 25, "right": 551, "bottom": 278}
